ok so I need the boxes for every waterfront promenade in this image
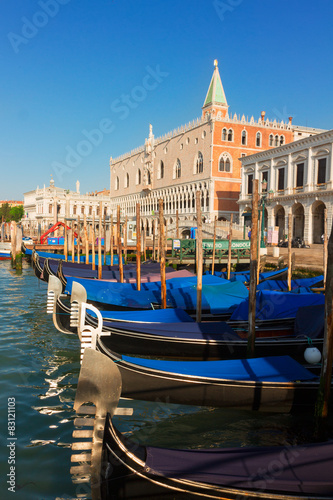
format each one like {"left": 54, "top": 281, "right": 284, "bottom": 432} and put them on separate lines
{"left": 266, "top": 244, "right": 325, "bottom": 273}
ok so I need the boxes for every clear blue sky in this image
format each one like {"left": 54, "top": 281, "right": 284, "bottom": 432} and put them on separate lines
{"left": 1, "top": 0, "right": 332, "bottom": 200}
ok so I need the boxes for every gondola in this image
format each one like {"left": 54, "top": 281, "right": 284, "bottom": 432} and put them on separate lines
{"left": 96, "top": 344, "right": 323, "bottom": 412}
{"left": 71, "top": 348, "right": 333, "bottom": 500}
{"left": 47, "top": 276, "right": 325, "bottom": 362}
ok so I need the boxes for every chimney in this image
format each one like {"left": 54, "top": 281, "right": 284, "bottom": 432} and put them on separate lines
{"left": 261, "top": 111, "right": 266, "bottom": 122}
{"left": 288, "top": 116, "right": 293, "bottom": 125}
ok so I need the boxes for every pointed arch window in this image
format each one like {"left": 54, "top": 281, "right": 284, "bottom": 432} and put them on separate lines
{"left": 222, "top": 128, "right": 227, "bottom": 141}
{"left": 174, "top": 159, "right": 181, "bottom": 179}
{"left": 280, "top": 135, "right": 285, "bottom": 146}
{"left": 115, "top": 176, "right": 119, "bottom": 190}
{"left": 147, "top": 170, "right": 151, "bottom": 185}
{"left": 269, "top": 134, "right": 274, "bottom": 146}
{"left": 158, "top": 161, "right": 164, "bottom": 179}
{"left": 227, "top": 128, "right": 234, "bottom": 142}
{"left": 256, "top": 132, "right": 262, "bottom": 147}
{"left": 218, "top": 154, "right": 232, "bottom": 173}
{"left": 241, "top": 130, "right": 247, "bottom": 146}
{"left": 196, "top": 152, "right": 203, "bottom": 174}
{"left": 275, "top": 135, "right": 279, "bottom": 147}
{"left": 136, "top": 169, "right": 141, "bottom": 185}
{"left": 124, "top": 173, "right": 129, "bottom": 188}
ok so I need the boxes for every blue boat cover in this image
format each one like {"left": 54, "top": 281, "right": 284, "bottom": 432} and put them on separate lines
{"left": 103, "top": 320, "right": 241, "bottom": 340}
{"left": 120, "top": 355, "right": 317, "bottom": 382}
{"left": 257, "top": 275, "right": 324, "bottom": 291}
{"left": 67, "top": 278, "right": 248, "bottom": 313}
{"left": 206, "top": 267, "right": 288, "bottom": 283}
{"left": 294, "top": 304, "right": 325, "bottom": 339}
{"left": 66, "top": 273, "right": 224, "bottom": 290}
{"left": 230, "top": 289, "right": 325, "bottom": 321}
{"left": 98, "top": 308, "right": 195, "bottom": 322}
{"left": 144, "top": 440, "right": 333, "bottom": 494}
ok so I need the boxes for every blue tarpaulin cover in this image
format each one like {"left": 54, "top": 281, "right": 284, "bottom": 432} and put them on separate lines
{"left": 67, "top": 278, "right": 248, "bottom": 313}
{"left": 257, "top": 275, "right": 323, "bottom": 291}
{"left": 206, "top": 267, "right": 288, "bottom": 283}
{"left": 120, "top": 355, "right": 317, "bottom": 382}
{"left": 98, "top": 308, "right": 195, "bottom": 322}
{"left": 230, "top": 289, "right": 325, "bottom": 321}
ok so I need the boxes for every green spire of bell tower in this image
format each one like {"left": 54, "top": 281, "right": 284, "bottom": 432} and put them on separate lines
{"left": 203, "top": 60, "right": 228, "bottom": 109}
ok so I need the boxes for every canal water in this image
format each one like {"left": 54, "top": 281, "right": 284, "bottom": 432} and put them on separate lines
{"left": 0, "top": 260, "right": 332, "bottom": 500}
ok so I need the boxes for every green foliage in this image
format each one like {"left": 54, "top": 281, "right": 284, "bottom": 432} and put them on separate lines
{"left": 0, "top": 204, "right": 24, "bottom": 222}
{"left": 10, "top": 205, "right": 24, "bottom": 222}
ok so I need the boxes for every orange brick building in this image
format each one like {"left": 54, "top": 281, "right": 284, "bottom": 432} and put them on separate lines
{"left": 109, "top": 61, "right": 322, "bottom": 235}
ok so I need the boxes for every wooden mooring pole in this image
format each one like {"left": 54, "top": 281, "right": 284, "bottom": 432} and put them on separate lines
{"left": 227, "top": 214, "right": 233, "bottom": 280}
{"left": 110, "top": 214, "right": 114, "bottom": 266}
{"left": 92, "top": 213, "right": 96, "bottom": 270}
{"left": 84, "top": 215, "right": 89, "bottom": 265}
{"left": 287, "top": 210, "right": 292, "bottom": 291}
{"left": 77, "top": 216, "right": 81, "bottom": 263}
{"left": 315, "top": 220, "right": 333, "bottom": 436}
{"left": 247, "top": 179, "right": 259, "bottom": 358}
{"left": 159, "top": 199, "right": 166, "bottom": 309}
{"left": 324, "top": 208, "right": 328, "bottom": 287}
{"left": 196, "top": 191, "right": 203, "bottom": 322}
{"left": 117, "top": 205, "right": 123, "bottom": 283}
{"left": 211, "top": 216, "right": 217, "bottom": 276}
{"left": 98, "top": 202, "right": 102, "bottom": 279}
{"left": 136, "top": 203, "right": 141, "bottom": 291}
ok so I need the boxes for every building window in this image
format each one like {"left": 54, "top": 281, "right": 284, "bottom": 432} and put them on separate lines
{"left": 317, "top": 158, "right": 327, "bottom": 184}
{"left": 280, "top": 135, "right": 285, "bottom": 146}
{"left": 174, "top": 159, "right": 181, "bottom": 179}
{"left": 195, "top": 152, "right": 203, "bottom": 174}
{"left": 186, "top": 137, "right": 190, "bottom": 145}
{"left": 49, "top": 204, "right": 52, "bottom": 214}
{"left": 115, "top": 176, "right": 119, "bottom": 190}
{"left": 256, "top": 132, "right": 262, "bottom": 147}
{"left": 158, "top": 161, "right": 164, "bottom": 179}
{"left": 227, "top": 128, "right": 234, "bottom": 142}
{"left": 202, "top": 130, "right": 206, "bottom": 138}
{"left": 269, "top": 134, "right": 274, "bottom": 146}
{"left": 81, "top": 206, "right": 84, "bottom": 215}
{"left": 180, "top": 143, "right": 183, "bottom": 150}
{"left": 241, "top": 130, "right": 247, "bottom": 146}
{"left": 73, "top": 205, "right": 77, "bottom": 215}
{"left": 218, "top": 155, "right": 231, "bottom": 173}
{"left": 296, "top": 163, "right": 304, "bottom": 187}
{"left": 222, "top": 128, "right": 227, "bottom": 141}
{"left": 147, "top": 170, "right": 151, "bottom": 185}
{"left": 89, "top": 206, "right": 92, "bottom": 215}
{"left": 262, "top": 171, "right": 268, "bottom": 191}
{"left": 195, "top": 138, "right": 198, "bottom": 144}
{"left": 125, "top": 173, "right": 129, "bottom": 188}
{"left": 247, "top": 174, "right": 253, "bottom": 195}
{"left": 277, "top": 168, "right": 285, "bottom": 190}
{"left": 136, "top": 169, "right": 141, "bottom": 185}
{"left": 275, "top": 135, "right": 279, "bottom": 147}
{"left": 241, "top": 153, "right": 246, "bottom": 157}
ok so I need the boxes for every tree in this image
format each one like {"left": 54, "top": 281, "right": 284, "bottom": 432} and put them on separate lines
{"left": 0, "top": 204, "right": 24, "bottom": 222}
{"left": 0, "top": 203, "right": 11, "bottom": 222}
{"left": 10, "top": 205, "right": 24, "bottom": 222}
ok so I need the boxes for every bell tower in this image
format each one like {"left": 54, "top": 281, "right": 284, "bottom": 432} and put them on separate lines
{"left": 202, "top": 60, "right": 229, "bottom": 119}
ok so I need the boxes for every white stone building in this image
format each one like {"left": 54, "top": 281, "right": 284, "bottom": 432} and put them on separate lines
{"left": 22, "top": 177, "right": 111, "bottom": 235}
{"left": 238, "top": 129, "right": 333, "bottom": 245}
